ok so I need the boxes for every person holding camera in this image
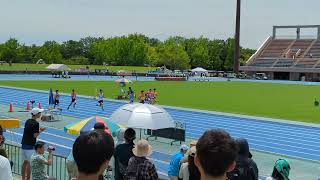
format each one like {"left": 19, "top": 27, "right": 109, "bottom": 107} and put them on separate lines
{"left": 31, "top": 141, "right": 55, "bottom": 180}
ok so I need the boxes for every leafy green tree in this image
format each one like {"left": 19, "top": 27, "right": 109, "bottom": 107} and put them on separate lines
{"left": 61, "top": 40, "right": 84, "bottom": 59}
{"left": 157, "top": 39, "right": 190, "bottom": 70}
{"left": 0, "top": 38, "right": 20, "bottom": 62}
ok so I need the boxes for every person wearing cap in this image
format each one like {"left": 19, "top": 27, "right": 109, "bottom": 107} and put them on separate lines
{"left": 31, "top": 141, "right": 55, "bottom": 180}
{"left": 179, "top": 146, "right": 200, "bottom": 180}
{"left": 21, "top": 107, "right": 46, "bottom": 180}
{"left": 168, "top": 144, "right": 189, "bottom": 180}
{"left": 114, "top": 128, "right": 136, "bottom": 180}
{"left": 266, "top": 159, "right": 290, "bottom": 180}
{"left": 125, "top": 139, "right": 158, "bottom": 180}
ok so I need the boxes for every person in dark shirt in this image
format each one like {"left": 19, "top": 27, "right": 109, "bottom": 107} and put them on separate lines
{"left": 114, "top": 128, "right": 136, "bottom": 180}
{"left": 21, "top": 108, "right": 46, "bottom": 180}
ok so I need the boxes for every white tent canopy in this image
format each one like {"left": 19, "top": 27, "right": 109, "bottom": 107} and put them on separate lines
{"left": 111, "top": 103, "right": 175, "bottom": 130}
{"left": 46, "top": 64, "right": 71, "bottom": 71}
{"left": 191, "top": 67, "right": 208, "bottom": 72}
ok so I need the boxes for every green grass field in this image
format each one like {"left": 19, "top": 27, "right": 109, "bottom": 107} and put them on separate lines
{"left": 0, "top": 63, "right": 154, "bottom": 73}
{"left": 0, "top": 80, "right": 319, "bottom": 124}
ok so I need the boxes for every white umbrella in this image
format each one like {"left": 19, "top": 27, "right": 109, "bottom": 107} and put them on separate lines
{"left": 110, "top": 103, "right": 175, "bottom": 130}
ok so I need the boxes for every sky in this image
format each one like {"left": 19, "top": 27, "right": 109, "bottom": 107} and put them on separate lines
{"left": 0, "top": 0, "right": 320, "bottom": 49}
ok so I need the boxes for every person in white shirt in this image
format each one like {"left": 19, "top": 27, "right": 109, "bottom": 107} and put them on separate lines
{"left": 0, "top": 155, "right": 13, "bottom": 180}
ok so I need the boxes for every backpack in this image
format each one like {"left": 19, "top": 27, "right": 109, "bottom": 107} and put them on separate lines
{"left": 124, "top": 157, "right": 146, "bottom": 180}
{"left": 227, "top": 158, "right": 255, "bottom": 180}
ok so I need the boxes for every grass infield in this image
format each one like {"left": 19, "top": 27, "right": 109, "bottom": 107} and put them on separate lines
{"left": 0, "top": 80, "right": 319, "bottom": 124}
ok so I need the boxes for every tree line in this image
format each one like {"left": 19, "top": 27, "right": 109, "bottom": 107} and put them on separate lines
{"left": 0, "top": 34, "right": 255, "bottom": 70}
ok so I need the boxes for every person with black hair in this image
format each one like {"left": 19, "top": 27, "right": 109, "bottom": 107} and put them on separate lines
{"left": 54, "top": 90, "right": 60, "bottom": 109}
{"left": 227, "top": 138, "right": 258, "bottom": 180}
{"left": 31, "top": 141, "right": 55, "bottom": 180}
{"left": 114, "top": 128, "right": 136, "bottom": 180}
{"left": 266, "top": 159, "right": 290, "bottom": 180}
{"left": 194, "top": 129, "right": 238, "bottom": 180}
{"left": 97, "top": 89, "right": 105, "bottom": 111}
{"left": 73, "top": 130, "right": 114, "bottom": 180}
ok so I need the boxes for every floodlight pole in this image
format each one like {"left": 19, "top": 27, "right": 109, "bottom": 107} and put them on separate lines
{"left": 233, "top": 0, "right": 241, "bottom": 73}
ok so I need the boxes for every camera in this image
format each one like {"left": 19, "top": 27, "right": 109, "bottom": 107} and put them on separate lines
{"left": 48, "top": 146, "right": 55, "bottom": 151}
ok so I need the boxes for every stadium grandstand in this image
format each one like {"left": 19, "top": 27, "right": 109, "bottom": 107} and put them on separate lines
{"left": 240, "top": 25, "right": 320, "bottom": 81}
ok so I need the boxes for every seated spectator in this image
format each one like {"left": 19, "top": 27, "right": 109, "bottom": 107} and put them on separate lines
{"left": 31, "top": 141, "right": 55, "bottom": 180}
{"left": 266, "top": 159, "right": 290, "bottom": 180}
{"left": 73, "top": 130, "right": 114, "bottom": 180}
{"left": 125, "top": 139, "right": 158, "bottom": 180}
{"left": 227, "top": 138, "right": 258, "bottom": 180}
{"left": 179, "top": 146, "right": 200, "bottom": 180}
{"left": 0, "top": 154, "right": 12, "bottom": 180}
{"left": 168, "top": 144, "right": 189, "bottom": 180}
{"left": 114, "top": 128, "right": 136, "bottom": 180}
{"left": 194, "top": 129, "right": 238, "bottom": 180}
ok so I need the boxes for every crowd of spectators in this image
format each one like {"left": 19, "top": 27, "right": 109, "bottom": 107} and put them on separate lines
{"left": 0, "top": 108, "right": 294, "bottom": 180}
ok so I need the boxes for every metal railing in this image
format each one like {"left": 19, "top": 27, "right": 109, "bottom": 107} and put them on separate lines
{"left": 3, "top": 143, "right": 68, "bottom": 180}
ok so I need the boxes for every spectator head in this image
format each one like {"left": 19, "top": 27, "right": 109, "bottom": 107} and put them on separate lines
{"left": 72, "top": 89, "right": 75, "bottom": 92}
{"left": 195, "top": 129, "right": 238, "bottom": 179}
{"left": 180, "top": 144, "right": 189, "bottom": 154}
{"left": 124, "top": 128, "right": 136, "bottom": 143}
{"left": 93, "top": 122, "right": 106, "bottom": 130}
{"left": 73, "top": 130, "right": 114, "bottom": 175}
{"left": 56, "top": 90, "right": 59, "bottom": 93}
{"left": 153, "top": 88, "right": 156, "bottom": 91}
{"left": 141, "top": 90, "right": 144, "bottom": 93}
{"left": 31, "top": 107, "right": 44, "bottom": 120}
{"left": 99, "top": 89, "right": 103, "bottom": 93}
{"left": 189, "top": 140, "right": 198, "bottom": 148}
{"left": 129, "top": 87, "right": 132, "bottom": 90}
{"left": 35, "top": 141, "right": 46, "bottom": 154}
{"left": 132, "top": 139, "right": 152, "bottom": 157}
{"left": 236, "top": 138, "right": 252, "bottom": 158}
{"left": 116, "top": 128, "right": 126, "bottom": 146}
{"left": 271, "top": 159, "right": 290, "bottom": 180}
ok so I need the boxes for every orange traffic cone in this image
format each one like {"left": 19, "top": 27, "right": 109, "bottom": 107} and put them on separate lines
{"left": 9, "top": 102, "right": 13, "bottom": 112}
{"left": 38, "top": 102, "right": 42, "bottom": 109}
{"left": 26, "top": 101, "right": 31, "bottom": 111}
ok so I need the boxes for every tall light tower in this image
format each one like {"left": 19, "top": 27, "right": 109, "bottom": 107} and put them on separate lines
{"left": 233, "top": 0, "right": 241, "bottom": 73}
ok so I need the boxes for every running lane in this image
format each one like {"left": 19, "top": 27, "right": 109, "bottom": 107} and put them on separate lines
{"left": 0, "top": 87, "right": 319, "bottom": 161}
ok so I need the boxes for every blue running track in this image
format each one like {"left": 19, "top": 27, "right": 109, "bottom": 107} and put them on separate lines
{"left": 0, "top": 86, "right": 319, "bottom": 177}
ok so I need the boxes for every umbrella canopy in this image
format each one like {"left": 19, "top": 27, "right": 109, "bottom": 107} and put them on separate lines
{"left": 191, "top": 67, "right": 208, "bottom": 72}
{"left": 115, "top": 78, "right": 132, "bottom": 84}
{"left": 110, "top": 103, "right": 175, "bottom": 130}
{"left": 64, "top": 116, "right": 123, "bottom": 136}
{"left": 49, "top": 88, "right": 54, "bottom": 105}
{"left": 0, "top": 119, "right": 20, "bottom": 128}
{"left": 46, "top": 64, "right": 71, "bottom": 71}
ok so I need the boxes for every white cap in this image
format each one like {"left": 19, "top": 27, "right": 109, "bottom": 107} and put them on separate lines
{"left": 31, "top": 108, "right": 44, "bottom": 115}
{"left": 180, "top": 144, "right": 189, "bottom": 151}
